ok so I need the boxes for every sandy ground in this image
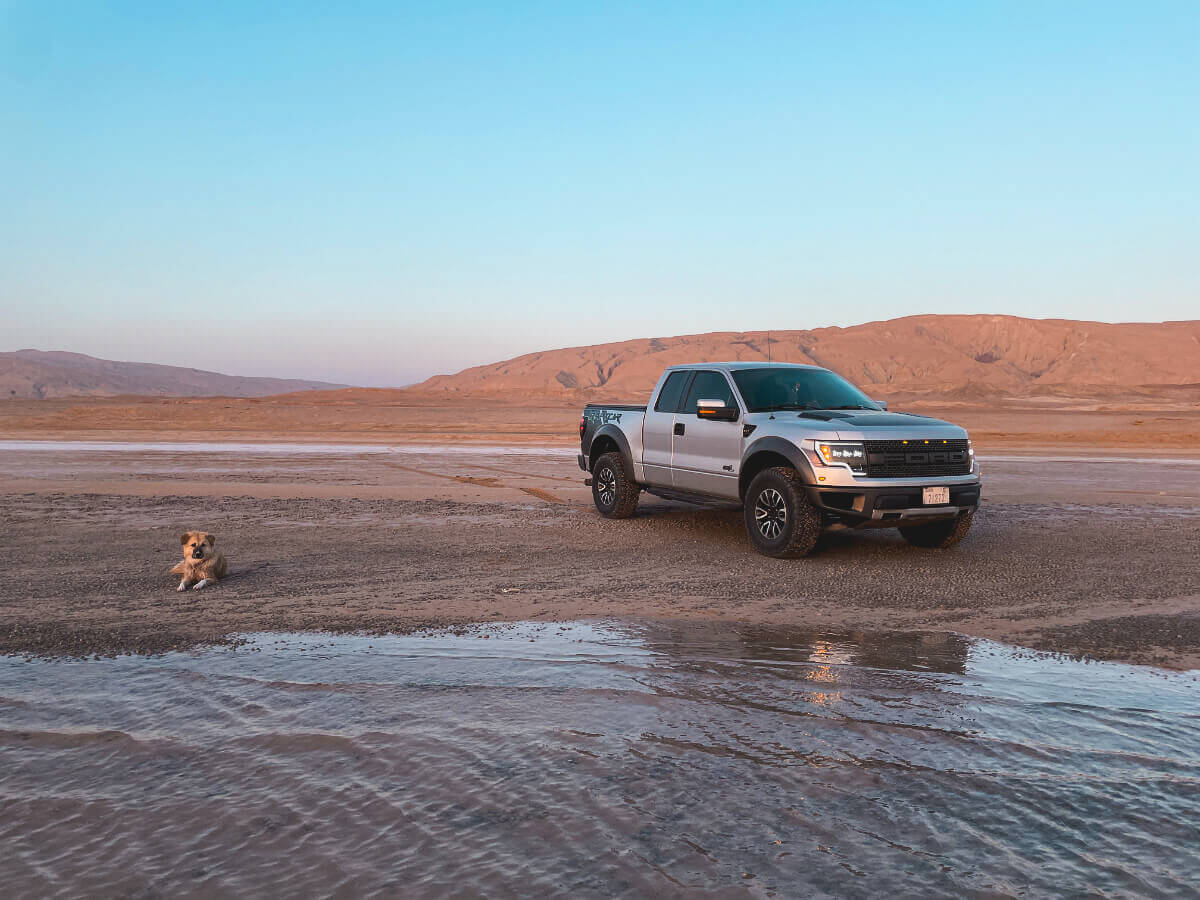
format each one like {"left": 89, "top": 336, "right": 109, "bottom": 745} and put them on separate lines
{"left": 2, "top": 394, "right": 1199, "bottom": 452}
{"left": 1, "top": 440, "right": 1197, "bottom": 668}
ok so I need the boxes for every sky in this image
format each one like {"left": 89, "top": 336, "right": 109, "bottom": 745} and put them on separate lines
{"left": 2, "top": 1, "right": 1197, "bottom": 386}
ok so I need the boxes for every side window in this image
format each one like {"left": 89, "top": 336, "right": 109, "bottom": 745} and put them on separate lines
{"left": 682, "top": 371, "right": 735, "bottom": 414}
{"left": 654, "top": 371, "right": 690, "bottom": 413}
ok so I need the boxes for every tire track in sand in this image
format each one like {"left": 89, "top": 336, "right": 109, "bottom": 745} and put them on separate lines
{"left": 384, "top": 462, "right": 566, "bottom": 504}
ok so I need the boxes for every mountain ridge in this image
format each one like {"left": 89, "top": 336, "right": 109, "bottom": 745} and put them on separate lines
{"left": 6, "top": 314, "right": 1198, "bottom": 402}
{"left": 414, "top": 315, "right": 1200, "bottom": 401}
{"left": 0, "top": 349, "right": 351, "bottom": 399}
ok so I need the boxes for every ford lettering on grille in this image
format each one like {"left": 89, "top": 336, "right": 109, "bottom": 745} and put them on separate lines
{"left": 864, "top": 440, "right": 972, "bottom": 477}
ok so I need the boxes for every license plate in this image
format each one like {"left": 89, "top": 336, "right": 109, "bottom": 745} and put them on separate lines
{"left": 923, "top": 486, "right": 950, "bottom": 505}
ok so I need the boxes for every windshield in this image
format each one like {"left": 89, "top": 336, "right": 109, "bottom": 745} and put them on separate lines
{"left": 731, "top": 367, "right": 880, "bottom": 413}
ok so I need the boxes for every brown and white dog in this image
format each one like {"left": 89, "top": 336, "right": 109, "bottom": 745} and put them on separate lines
{"left": 172, "top": 531, "right": 227, "bottom": 591}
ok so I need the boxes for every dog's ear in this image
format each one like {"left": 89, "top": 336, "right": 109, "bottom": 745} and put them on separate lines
{"left": 180, "top": 532, "right": 192, "bottom": 545}
{"left": 205, "top": 534, "right": 216, "bottom": 546}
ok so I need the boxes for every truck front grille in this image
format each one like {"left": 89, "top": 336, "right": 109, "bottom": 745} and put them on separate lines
{"left": 863, "top": 439, "right": 971, "bottom": 478}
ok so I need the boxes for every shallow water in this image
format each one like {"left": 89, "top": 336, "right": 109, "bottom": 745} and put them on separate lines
{"left": 2, "top": 622, "right": 1197, "bottom": 898}
{"left": 6, "top": 439, "right": 1200, "bottom": 466}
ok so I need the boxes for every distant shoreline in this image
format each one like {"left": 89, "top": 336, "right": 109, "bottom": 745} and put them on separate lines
{"left": 3, "top": 438, "right": 1200, "bottom": 464}
{"left": 1, "top": 394, "right": 1197, "bottom": 456}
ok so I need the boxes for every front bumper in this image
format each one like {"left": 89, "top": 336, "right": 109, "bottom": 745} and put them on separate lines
{"left": 805, "top": 480, "right": 981, "bottom": 527}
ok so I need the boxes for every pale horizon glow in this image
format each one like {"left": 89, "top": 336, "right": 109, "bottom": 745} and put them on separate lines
{"left": 3, "top": 2, "right": 1197, "bottom": 386}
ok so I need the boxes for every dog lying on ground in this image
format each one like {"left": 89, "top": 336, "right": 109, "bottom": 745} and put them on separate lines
{"left": 172, "top": 531, "right": 227, "bottom": 591}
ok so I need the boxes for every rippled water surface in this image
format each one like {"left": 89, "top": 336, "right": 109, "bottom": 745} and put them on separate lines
{"left": 2, "top": 622, "right": 1197, "bottom": 897}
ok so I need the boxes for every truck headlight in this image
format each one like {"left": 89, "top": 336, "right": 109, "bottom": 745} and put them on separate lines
{"left": 816, "top": 441, "right": 867, "bottom": 473}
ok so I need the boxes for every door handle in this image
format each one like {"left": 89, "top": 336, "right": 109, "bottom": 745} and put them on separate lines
{"left": 674, "top": 422, "right": 685, "bottom": 436}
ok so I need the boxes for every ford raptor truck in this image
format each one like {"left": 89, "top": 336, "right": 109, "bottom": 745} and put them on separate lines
{"left": 577, "top": 363, "right": 981, "bottom": 558}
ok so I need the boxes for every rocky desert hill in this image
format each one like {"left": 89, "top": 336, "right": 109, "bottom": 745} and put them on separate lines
{"left": 0, "top": 350, "right": 350, "bottom": 399}
{"left": 415, "top": 315, "right": 1200, "bottom": 401}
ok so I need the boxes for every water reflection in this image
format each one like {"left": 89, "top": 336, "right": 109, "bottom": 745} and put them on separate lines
{"left": 0, "top": 621, "right": 1195, "bottom": 898}
{"left": 631, "top": 620, "right": 971, "bottom": 672}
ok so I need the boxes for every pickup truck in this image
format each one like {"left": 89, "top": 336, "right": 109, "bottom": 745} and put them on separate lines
{"left": 578, "top": 362, "right": 981, "bottom": 557}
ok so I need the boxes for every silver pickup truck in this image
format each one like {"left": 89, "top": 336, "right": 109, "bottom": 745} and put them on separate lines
{"left": 578, "top": 362, "right": 981, "bottom": 557}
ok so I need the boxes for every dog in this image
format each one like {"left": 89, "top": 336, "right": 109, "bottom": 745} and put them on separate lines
{"left": 172, "top": 531, "right": 227, "bottom": 591}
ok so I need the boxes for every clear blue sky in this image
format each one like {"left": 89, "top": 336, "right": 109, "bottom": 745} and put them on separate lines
{"left": 2, "top": 1, "right": 1196, "bottom": 385}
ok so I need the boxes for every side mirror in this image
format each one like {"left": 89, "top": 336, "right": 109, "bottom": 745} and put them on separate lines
{"left": 697, "top": 399, "right": 739, "bottom": 422}
{"left": 875, "top": 400, "right": 888, "bottom": 411}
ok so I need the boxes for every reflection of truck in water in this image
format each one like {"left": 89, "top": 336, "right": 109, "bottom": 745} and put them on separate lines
{"left": 636, "top": 620, "right": 973, "bottom": 676}
{"left": 578, "top": 363, "right": 981, "bottom": 558}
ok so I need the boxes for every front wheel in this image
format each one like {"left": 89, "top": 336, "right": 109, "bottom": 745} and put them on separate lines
{"left": 899, "top": 510, "right": 974, "bottom": 548}
{"left": 591, "top": 451, "right": 639, "bottom": 518}
{"left": 743, "top": 467, "right": 821, "bottom": 558}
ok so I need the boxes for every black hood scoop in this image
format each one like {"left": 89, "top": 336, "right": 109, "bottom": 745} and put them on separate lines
{"left": 795, "top": 410, "right": 946, "bottom": 427}
{"left": 795, "top": 410, "right": 854, "bottom": 421}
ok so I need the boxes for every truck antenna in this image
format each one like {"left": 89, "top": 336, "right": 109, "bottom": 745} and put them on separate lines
{"left": 767, "top": 330, "right": 772, "bottom": 365}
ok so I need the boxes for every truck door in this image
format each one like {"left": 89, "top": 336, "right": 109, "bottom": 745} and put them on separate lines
{"left": 641, "top": 370, "right": 690, "bottom": 486}
{"left": 672, "top": 370, "right": 743, "bottom": 499}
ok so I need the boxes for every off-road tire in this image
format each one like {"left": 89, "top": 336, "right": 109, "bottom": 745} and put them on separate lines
{"left": 899, "top": 510, "right": 974, "bottom": 549}
{"left": 743, "top": 467, "right": 821, "bottom": 558}
{"left": 591, "top": 451, "right": 639, "bottom": 519}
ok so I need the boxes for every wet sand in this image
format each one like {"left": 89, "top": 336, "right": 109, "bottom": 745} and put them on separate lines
{"left": 1, "top": 442, "right": 1197, "bottom": 668}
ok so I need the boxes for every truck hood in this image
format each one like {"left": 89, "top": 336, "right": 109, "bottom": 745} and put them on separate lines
{"left": 749, "top": 410, "right": 968, "bottom": 442}
{"left": 831, "top": 410, "right": 967, "bottom": 441}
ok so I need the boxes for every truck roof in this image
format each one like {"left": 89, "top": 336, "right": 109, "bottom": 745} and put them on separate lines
{"left": 663, "top": 361, "right": 826, "bottom": 373}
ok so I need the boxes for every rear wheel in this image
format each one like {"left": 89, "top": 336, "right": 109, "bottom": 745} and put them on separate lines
{"left": 899, "top": 510, "right": 974, "bottom": 548}
{"left": 591, "top": 451, "right": 639, "bottom": 518}
{"left": 743, "top": 467, "right": 821, "bottom": 558}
